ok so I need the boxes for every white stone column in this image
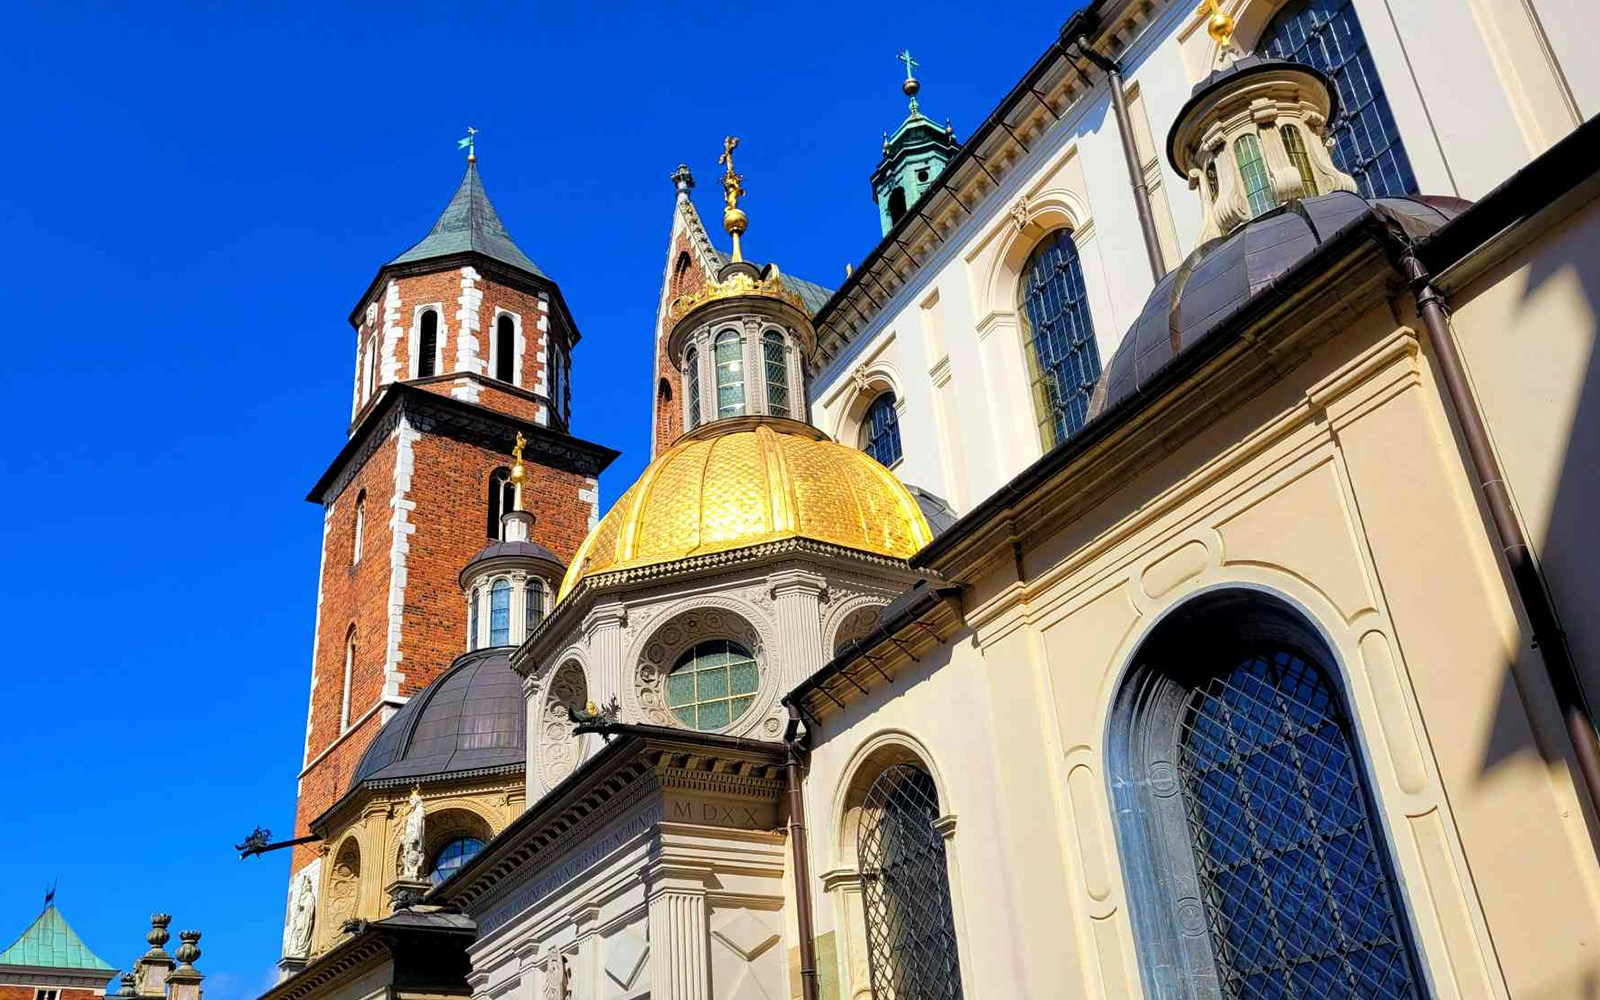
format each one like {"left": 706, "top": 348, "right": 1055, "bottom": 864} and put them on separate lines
{"left": 768, "top": 569, "right": 827, "bottom": 689}
{"left": 646, "top": 861, "right": 713, "bottom": 1000}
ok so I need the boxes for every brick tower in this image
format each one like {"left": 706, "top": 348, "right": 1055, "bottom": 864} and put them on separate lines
{"left": 288, "top": 154, "right": 617, "bottom": 879}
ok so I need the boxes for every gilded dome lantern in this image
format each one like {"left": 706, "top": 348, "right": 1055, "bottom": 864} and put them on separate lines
{"left": 1170, "top": 1, "right": 1357, "bottom": 243}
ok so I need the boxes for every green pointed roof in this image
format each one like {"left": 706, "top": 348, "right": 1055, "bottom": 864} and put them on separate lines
{"left": 390, "top": 162, "right": 546, "bottom": 279}
{"left": 0, "top": 906, "right": 113, "bottom": 972}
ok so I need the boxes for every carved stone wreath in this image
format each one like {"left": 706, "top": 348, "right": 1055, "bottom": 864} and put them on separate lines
{"left": 538, "top": 661, "right": 588, "bottom": 790}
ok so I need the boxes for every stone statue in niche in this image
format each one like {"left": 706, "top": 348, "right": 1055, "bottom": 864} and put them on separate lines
{"left": 542, "top": 953, "right": 569, "bottom": 1000}
{"left": 399, "top": 789, "right": 426, "bottom": 880}
{"left": 283, "top": 871, "right": 316, "bottom": 959}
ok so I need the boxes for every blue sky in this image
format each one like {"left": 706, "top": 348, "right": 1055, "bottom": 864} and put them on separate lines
{"left": 0, "top": 2, "right": 1076, "bottom": 997}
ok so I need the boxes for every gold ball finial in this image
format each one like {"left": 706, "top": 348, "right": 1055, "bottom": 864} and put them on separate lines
{"left": 1201, "top": 0, "right": 1235, "bottom": 47}
{"left": 902, "top": 76, "right": 920, "bottom": 98}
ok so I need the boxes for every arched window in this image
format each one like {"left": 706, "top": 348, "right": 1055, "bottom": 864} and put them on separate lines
{"left": 1018, "top": 229, "right": 1101, "bottom": 450}
{"left": 666, "top": 640, "right": 758, "bottom": 731}
{"left": 417, "top": 310, "right": 438, "bottom": 378}
{"left": 860, "top": 392, "right": 902, "bottom": 467}
{"left": 685, "top": 346, "right": 702, "bottom": 430}
{"left": 1260, "top": 0, "right": 1416, "bottom": 198}
{"left": 714, "top": 330, "right": 745, "bottom": 419}
{"left": 763, "top": 331, "right": 790, "bottom": 418}
{"left": 430, "top": 837, "right": 486, "bottom": 886}
{"left": 525, "top": 578, "right": 546, "bottom": 633}
{"left": 489, "top": 579, "right": 511, "bottom": 646}
{"left": 1281, "top": 124, "right": 1318, "bottom": 196}
{"left": 495, "top": 315, "right": 516, "bottom": 383}
{"left": 859, "top": 763, "right": 964, "bottom": 1000}
{"left": 487, "top": 467, "right": 514, "bottom": 540}
{"left": 351, "top": 490, "right": 365, "bottom": 566}
{"left": 468, "top": 587, "right": 481, "bottom": 651}
{"left": 1109, "top": 593, "right": 1427, "bottom": 1000}
{"left": 362, "top": 341, "right": 376, "bottom": 402}
{"left": 673, "top": 251, "right": 693, "bottom": 285}
{"left": 1234, "top": 134, "right": 1278, "bottom": 218}
{"left": 888, "top": 186, "right": 908, "bottom": 226}
{"left": 550, "top": 346, "right": 567, "bottom": 420}
{"left": 340, "top": 630, "right": 356, "bottom": 731}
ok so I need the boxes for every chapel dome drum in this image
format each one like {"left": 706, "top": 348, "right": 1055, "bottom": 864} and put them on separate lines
{"left": 557, "top": 417, "right": 934, "bottom": 600}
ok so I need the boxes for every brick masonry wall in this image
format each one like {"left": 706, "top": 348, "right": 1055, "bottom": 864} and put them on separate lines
{"left": 351, "top": 269, "right": 569, "bottom": 428}
{"left": 0, "top": 984, "right": 107, "bottom": 1000}
{"left": 654, "top": 231, "right": 713, "bottom": 455}
{"left": 290, "top": 408, "right": 598, "bottom": 873}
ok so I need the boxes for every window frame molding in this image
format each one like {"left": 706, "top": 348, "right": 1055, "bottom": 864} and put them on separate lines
{"left": 409, "top": 303, "right": 447, "bottom": 381}
{"left": 490, "top": 309, "right": 524, "bottom": 388}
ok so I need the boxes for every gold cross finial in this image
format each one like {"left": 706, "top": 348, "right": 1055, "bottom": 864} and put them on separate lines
{"left": 718, "top": 136, "right": 748, "bottom": 262}
{"left": 1199, "top": 0, "right": 1236, "bottom": 49}
{"left": 509, "top": 432, "right": 528, "bottom": 509}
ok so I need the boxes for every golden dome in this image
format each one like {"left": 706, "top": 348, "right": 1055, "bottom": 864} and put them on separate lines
{"left": 557, "top": 418, "right": 933, "bottom": 601}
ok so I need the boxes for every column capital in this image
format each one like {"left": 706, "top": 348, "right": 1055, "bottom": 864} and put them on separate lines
{"left": 768, "top": 568, "right": 828, "bottom": 600}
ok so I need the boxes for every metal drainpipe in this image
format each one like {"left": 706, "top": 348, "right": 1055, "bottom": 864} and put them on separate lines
{"left": 1070, "top": 35, "right": 1167, "bottom": 283}
{"left": 1398, "top": 246, "right": 1600, "bottom": 841}
{"left": 784, "top": 704, "right": 821, "bottom": 1000}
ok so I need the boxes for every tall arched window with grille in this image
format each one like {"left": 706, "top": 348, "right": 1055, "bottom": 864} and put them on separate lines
{"left": 489, "top": 579, "right": 511, "bottom": 646}
{"left": 417, "top": 310, "right": 439, "bottom": 378}
{"left": 763, "top": 331, "right": 790, "bottom": 418}
{"left": 860, "top": 392, "right": 902, "bottom": 467}
{"left": 1018, "top": 229, "right": 1101, "bottom": 450}
{"left": 525, "top": 578, "right": 546, "bottom": 633}
{"left": 495, "top": 314, "right": 517, "bottom": 383}
{"left": 486, "top": 467, "right": 514, "bottom": 540}
{"left": 685, "top": 345, "right": 702, "bottom": 430}
{"left": 1109, "top": 592, "right": 1428, "bottom": 1000}
{"left": 715, "top": 330, "right": 745, "bottom": 418}
{"left": 1260, "top": 0, "right": 1416, "bottom": 199}
{"left": 859, "top": 763, "right": 964, "bottom": 1000}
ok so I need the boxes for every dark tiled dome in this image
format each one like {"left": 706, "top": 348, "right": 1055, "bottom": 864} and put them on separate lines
{"left": 349, "top": 648, "right": 525, "bottom": 790}
{"left": 461, "top": 538, "right": 562, "bottom": 577}
{"left": 1089, "top": 192, "right": 1467, "bottom": 419}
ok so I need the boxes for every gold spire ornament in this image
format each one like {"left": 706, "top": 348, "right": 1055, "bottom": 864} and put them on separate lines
{"left": 1199, "top": 0, "right": 1236, "bottom": 53}
{"left": 718, "top": 136, "right": 748, "bottom": 262}
{"left": 509, "top": 432, "right": 528, "bottom": 509}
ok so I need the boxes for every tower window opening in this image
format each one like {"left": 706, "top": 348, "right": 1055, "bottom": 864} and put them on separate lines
{"left": 715, "top": 330, "right": 745, "bottom": 418}
{"left": 340, "top": 629, "right": 356, "bottom": 731}
{"left": 495, "top": 315, "right": 516, "bottom": 384}
{"left": 916, "top": 168, "right": 930, "bottom": 183}
{"left": 1234, "top": 134, "right": 1278, "bottom": 218}
{"left": 1018, "top": 228, "right": 1101, "bottom": 449}
{"left": 673, "top": 250, "right": 693, "bottom": 287}
{"left": 685, "top": 345, "right": 702, "bottom": 430}
{"left": 417, "top": 310, "right": 439, "bottom": 378}
{"left": 489, "top": 579, "right": 511, "bottom": 646}
{"left": 763, "top": 331, "right": 790, "bottom": 418}
{"left": 860, "top": 392, "right": 902, "bottom": 467}
{"left": 487, "top": 466, "right": 514, "bottom": 540}
{"left": 352, "top": 490, "right": 366, "bottom": 565}
{"left": 888, "top": 187, "right": 908, "bottom": 225}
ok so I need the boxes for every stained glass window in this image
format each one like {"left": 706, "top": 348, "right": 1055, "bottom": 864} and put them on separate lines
{"left": 685, "top": 346, "right": 702, "bottom": 430}
{"left": 861, "top": 392, "right": 903, "bottom": 467}
{"left": 1281, "top": 125, "right": 1319, "bottom": 196}
{"left": 764, "top": 331, "right": 790, "bottom": 418}
{"left": 1177, "top": 648, "right": 1425, "bottom": 999}
{"left": 489, "top": 579, "right": 511, "bottom": 646}
{"left": 665, "top": 640, "right": 758, "bottom": 731}
{"left": 860, "top": 763, "right": 964, "bottom": 1000}
{"left": 1234, "top": 134, "right": 1278, "bottom": 218}
{"left": 1261, "top": 0, "right": 1417, "bottom": 198}
{"left": 525, "top": 578, "right": 546, "bottom": 634}
{"left": 1018, "top": 229, "right": 1101, "bottom": 450}
{"left": 715, "top": 330, "right": 745, "bottom": 419}
{"left": 431, "top": 837, "right": 485, "bottom": 886}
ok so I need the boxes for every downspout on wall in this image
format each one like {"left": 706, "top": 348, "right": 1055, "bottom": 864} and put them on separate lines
{"left": 1066, "top": 30, "right": 1167, "bottom": 283}
{"left": 784, "top": 704, "right": 820, "bottom": 1000}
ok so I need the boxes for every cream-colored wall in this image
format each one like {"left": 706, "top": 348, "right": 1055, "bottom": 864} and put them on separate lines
{"left": 808, "top": 0, "right": 1596, "bottom": 517}
{"left": 804, "top": 301, "right": 1600, "bottom": 998}
{"left": 1447, "top": 192, "right": 1600, "bottom": 720}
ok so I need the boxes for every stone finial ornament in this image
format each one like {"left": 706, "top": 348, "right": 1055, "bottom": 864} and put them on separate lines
{"left": 145, "top": 914, "right": 171, "bottom": 955}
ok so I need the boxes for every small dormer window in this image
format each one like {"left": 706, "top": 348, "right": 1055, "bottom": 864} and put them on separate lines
{"left": 763, "top": 331, "right": 790, "bottom": 418}
{"left": 469, "top": 588, "right": 481, "bottom": 651}
{"left": 489, "top": 578, "right": 511, "bottom": 646}
{"left": 525, "top": 578, "right": 547, "bottom": 633}
{"left": 1281, "top": 125, "right": 1318, "bottom": 197}
{"left": 685, "top": 345, "right": 702, "bottom": 430}
{"left": 1233, "top": 134, "right": 1278, "bottom": 218}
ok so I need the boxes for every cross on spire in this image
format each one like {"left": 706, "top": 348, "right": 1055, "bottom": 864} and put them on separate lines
{"left": 897, "top": 50, "right": 922, "bottom": 111}
{"left": 897, "top": 49, "right": 918, "bottom": 79}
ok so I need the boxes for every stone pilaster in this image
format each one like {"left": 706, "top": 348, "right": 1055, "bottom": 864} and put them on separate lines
{"left": 584, "top": 601, "right": 628, "bottom": 708}
{"left": 768, "top": 569, "right": 827, "bottom": 689}
{"left": 646, "top": 860, "right": 714, "bottom": 1000}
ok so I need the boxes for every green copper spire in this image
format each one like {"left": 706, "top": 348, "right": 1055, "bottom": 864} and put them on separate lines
{"left": 872, "top": 52, "right": 959, "bottom": 236}
{"left": 0, "top": 905, "right": 114, "bottom": 973}
{"left": 390, "top": 157, "right": 546, "bottom": 278}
